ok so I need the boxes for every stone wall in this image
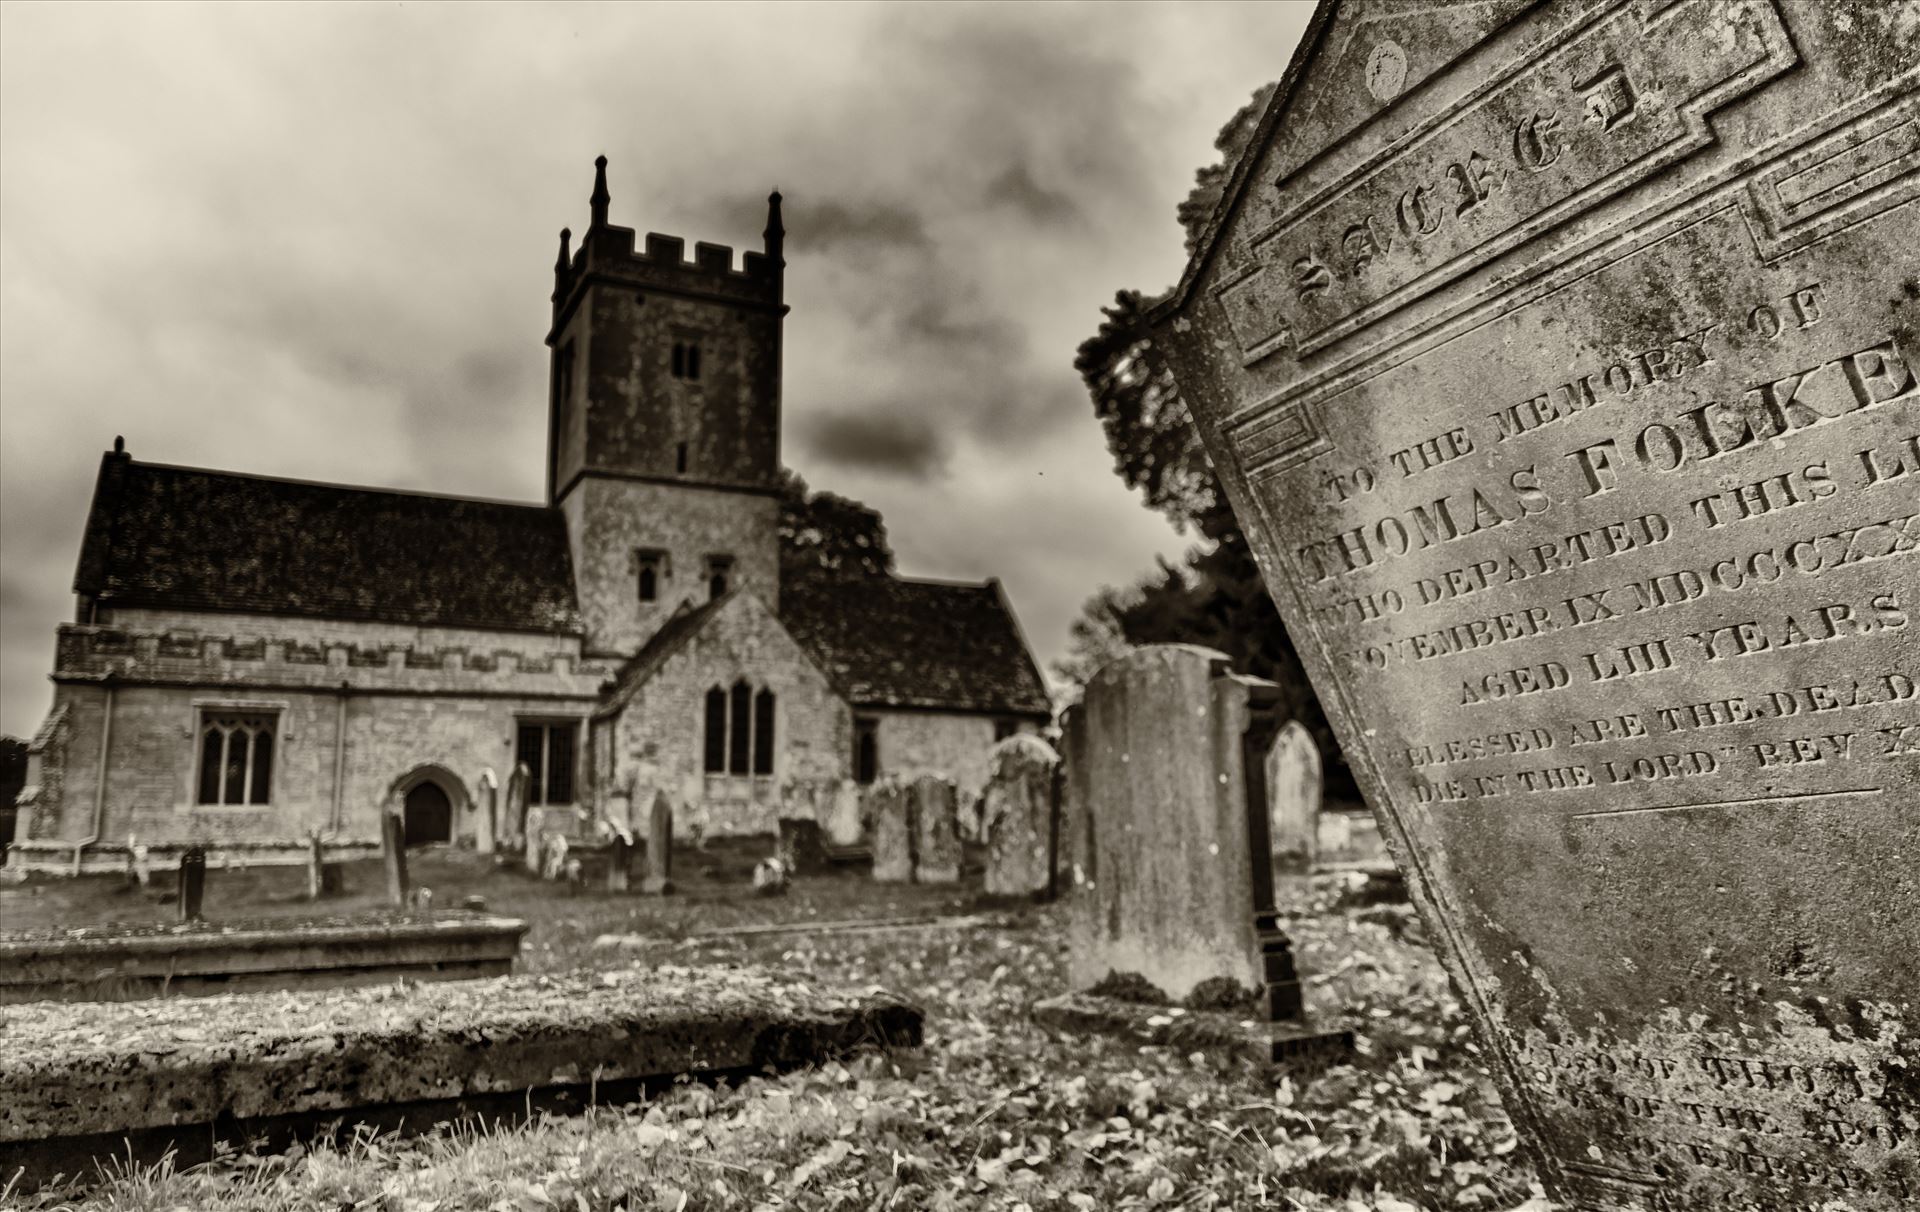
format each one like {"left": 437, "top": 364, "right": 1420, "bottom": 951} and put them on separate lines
{"left": 560, "top": 477, "right": 780, "bottom": 656}
{"left": 608, "top": 593, "right": 847, "bottom": 838}
{"left": 9, "top": 612, "right": 608, "bottom": 869}
{"left": 866, "top": 710, "right": 1034, "bottom": 802}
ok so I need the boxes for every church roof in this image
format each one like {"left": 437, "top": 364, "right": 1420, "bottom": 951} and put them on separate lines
{"left": 780, "top": 575, "right": 1052, "bottom": 717}
{"left": 74, "top": 454, "right": 581, "bottom": 634}
{"left": 596, "top": 595, "right": 731, "bottom": 716}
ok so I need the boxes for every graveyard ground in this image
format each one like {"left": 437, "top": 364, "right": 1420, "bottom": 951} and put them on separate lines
{"left": 2, "top": 852, "right": 1555, "bottom": 1212}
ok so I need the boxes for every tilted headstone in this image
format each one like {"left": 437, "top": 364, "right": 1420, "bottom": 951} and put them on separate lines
{"left": 823, "top": 779, "right": 864, "bottom": 848}
{"left": 381, "top": 812, "right": 408, "bottom": 907}
{"left": 909, "top": 775, "right": 961, "bottom": 884}
{"left": 1065, "top": 646, "right": 1277, "bottom": 1003}
{"left": 867, "top": 779, "right": 914, "bottom": 883}
{"left": 1150, "top": 6, "right": 1918, "bottom": 1207}
{"left": 1265, "top": 721, "right": 1322, "bottom": 870}
{"left": 981, "top": 734, "right": 1060, "bottom": 897}
{"left": 640, "top": 790, "right": 674, "bottom": 896}
{"left": 176, "top": 846, "right": 206, "bottom": 922}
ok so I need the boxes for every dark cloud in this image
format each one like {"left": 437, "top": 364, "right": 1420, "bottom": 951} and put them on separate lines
{"left": 984, "top": 161, "right": 1081, "bottom": 225}
{"left": 797, "top": 408, "right": 946, "bottom": 477}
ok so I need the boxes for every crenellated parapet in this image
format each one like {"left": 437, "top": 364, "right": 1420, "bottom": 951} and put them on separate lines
{"left": 53, "top": 624, "right": 618, "bottom": 696}
{"left": 549, "top": 156, "right": 785, "bottom": 339}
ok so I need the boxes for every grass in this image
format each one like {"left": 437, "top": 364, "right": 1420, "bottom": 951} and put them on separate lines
{"left": 2, "top": 849, "right": 1554, "bottom": 1212}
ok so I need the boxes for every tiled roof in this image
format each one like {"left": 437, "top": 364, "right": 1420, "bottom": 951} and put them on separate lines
{"left": 74, "top": 455, "right": 580, "bottom": 634}
{"left": 780, "top": 574, "right": 1052, "bottom": 716}
{"left": 597, "top": 595, "right": 730, "bottom": 715}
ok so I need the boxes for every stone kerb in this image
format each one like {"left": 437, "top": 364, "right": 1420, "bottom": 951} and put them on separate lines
{"left": 1064, "top": 645, "right": 1265, "bottom": 1002}
{"left": 981, "top": 734, "right": 1059, "bottom": 897}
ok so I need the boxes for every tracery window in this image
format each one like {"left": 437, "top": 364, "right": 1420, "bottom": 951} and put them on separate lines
{"left": 196, "top": 711, "right": 277, "bottom": 806}
{"left": 704, "top": 681, "right": 776, "bottom": 779}
{"left": 671, "top": 342, "right": 703, "bottom": 382}
{"left": 516, "top": 720, "right": 578, "bottom": 805}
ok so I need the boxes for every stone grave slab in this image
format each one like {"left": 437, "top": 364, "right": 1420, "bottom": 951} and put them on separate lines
{"left": 0, "top": 910, "right": 529, "bottom": 1004}
{"left": 1151, "top": 4, "right": 1918, "bottom": 1207}
{"left": 0, "top": 966, "right": 922, "bottom": 1187}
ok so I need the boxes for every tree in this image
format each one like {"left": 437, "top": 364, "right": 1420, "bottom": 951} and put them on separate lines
{"left": 777, "top": 471, "right": 894, "bottom": 590}
{"left": 1071, "top": 83, "right": 1351, "bottom": 791}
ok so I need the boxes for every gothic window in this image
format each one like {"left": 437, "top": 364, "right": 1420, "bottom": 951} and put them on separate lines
{"left": 753, "top": 689, "right": 776, "bottom": 776}
{"left": 994, "top": 718, "right": 1019, "bottom": 743}
{"left": 729, "top": 681, "right": 752, "bottom": 775}
{"left": 516, "top": 721, "right": 579, "bottom": 805}
{"left": 676, "top": 441, "right": 689, "bottom": 474}
{"left": 854, "top": 717, "right": 880, "bottom": 785}
{"left": 704, "top": 689, "right": 727, "bottom": 773}
{"left": 707, "top": 554, "right": 733, "bottom": 600}
{"left": 706, "top": 683, "right": 777, "bottom": 779}
{"left": 637, "top": 549, "right": 667, "bottom": 602}
{"left": 196, "top": 711, "right": 277, "bottom": 805}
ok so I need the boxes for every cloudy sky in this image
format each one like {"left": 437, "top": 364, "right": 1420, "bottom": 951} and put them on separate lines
{"left": 0, "top": 1, "right": 1309, "bottom": 738}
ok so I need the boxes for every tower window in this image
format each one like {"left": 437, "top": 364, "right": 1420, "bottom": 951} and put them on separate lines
{"left": 854, "top": 717, "right": 880, "bottom": 785}
{"left": 707, "top": 554, "right": 733, "bottom": 599}
{"left": 671, "top": 341, "right": 703, "bottom": 382}
{"left": 196, "top": 710, "right": 277, "bottom": 806}
{"left": 637, "top": 549, "right": 668, "bottom": 602}
{"left": 676, "top": 442, "right": 689, "bottom": 474}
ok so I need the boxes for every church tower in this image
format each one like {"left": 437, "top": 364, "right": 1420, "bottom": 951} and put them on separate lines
{"left": 546, "top": 157, "right": 787, "bottom": 656}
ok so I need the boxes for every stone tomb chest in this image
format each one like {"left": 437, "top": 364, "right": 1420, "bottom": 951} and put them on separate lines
{"left": 1153, "top": 2, "right": 1917, "bottom": 1210}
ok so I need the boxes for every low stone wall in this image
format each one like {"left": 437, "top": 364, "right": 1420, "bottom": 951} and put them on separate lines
{"left": 0, "top": 910, "right": 528, "bottom": 1003}
{"left": 0, "top": 967, "right": 922, "bottom": 1184}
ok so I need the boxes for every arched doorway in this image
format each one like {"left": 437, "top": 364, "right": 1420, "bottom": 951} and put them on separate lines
{"left": 404, "top": 781, "right": 453, "bottom": 846}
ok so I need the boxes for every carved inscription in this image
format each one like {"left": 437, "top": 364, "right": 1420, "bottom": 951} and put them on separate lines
{"left": 1261, "top": 280, "right": 1919, "bottom": 818}
{"left": 1214, "top": 0, "right": 1796, "bottom": 362}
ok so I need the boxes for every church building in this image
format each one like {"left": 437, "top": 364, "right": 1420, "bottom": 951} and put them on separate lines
{"left": 6, "top": 159, "right": 1051, "bottom": 873}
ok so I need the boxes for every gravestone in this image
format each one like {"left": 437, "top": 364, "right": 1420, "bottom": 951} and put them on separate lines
{"left": 505, "top": 761, "right": 532, "bottom": 855}
{"left": 981, "top": 734, "right": 1059, "bottom": 897}
{"left": 538, "top": 832, "right": 570, "bottom": 882}
{"left": 1063, "top": 646, "right": 1272, "bottom": 1002}
{"left": 607, "top": 833, "right": 633, "bottom": 893}
{"left": 909, "top": 775, "right": 960, "bottom": 884}
{"left": 824, "top": 779, "right": 864, "bottom": 848}
{"left": 1150, "top": 5, "right": 1918, "bottom": 1207}
{"left": 176, "top": 847, "right": 205, "bottom": 922}
{"left": 124, "top": 836, "right": 150, "bottom": 889}
{"left": 867, "top": 779, "right": 914, "bottom": 883}
{"left": 381, "top": 812, "right": 408, "bottom": 907}
{"left": 1266, "top": 721, "right": 1322, "bottom": 870}
{"left": 640, "top": 790, "right": 674, "bottom": 896}
{"left": 475, "top": 768, "right": 498, "bottom": 855}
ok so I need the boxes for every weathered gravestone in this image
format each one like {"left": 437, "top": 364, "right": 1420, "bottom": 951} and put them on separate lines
{"left": 909, "top": 774, "right": 961, "bottom": 884}
{"left": 982, "top": 734, "right": 1059, "bottom": 897}
{"left": 505, "top": 761, "right": 532, "bottom": 856}
{"left": 824, "top": 779, "right": 864, "bottom": 849}
{"left": 777, "top": 817, "right": 828, "bottom": 876}
{"left": 1043, "top": 646, "right": 1349, "bottom": 1068}
{"left": 475, "top": 767, "right": 499, "bottom": 856}
{"left": 1150, "top": 5, "right": 1918, "bottom": 1207}
{"left": 868, "top": 779, "right": 914, "bottom": 883}
{"left": 1266, "top": 720, "right": 1322, "bottom": 870}
{"left": 305, "top": 831, "right": 325, "bottom": 901}
{"left": 640, "top": 790, "right": 674, "bottom": 896}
